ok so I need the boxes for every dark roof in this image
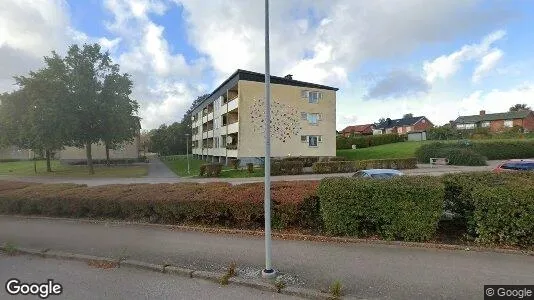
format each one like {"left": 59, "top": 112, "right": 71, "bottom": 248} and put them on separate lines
{"left": 341, "top": 124, "right": 374, "bottom": 133}
{"left": 455, "top": 111, "right": 532, "bottom": 124}
{"left": 192, "top": 69, "right": 338, "bottom": 113}
{"left": 375, "top": 116, "right": 428, "bottom": 129}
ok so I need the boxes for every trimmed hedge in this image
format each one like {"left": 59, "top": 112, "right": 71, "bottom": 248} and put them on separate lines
{"left": 0, "top": 158, "right": 22, "bottom": 163}
{"left": 312, "top": 158, "right": 418, "bottom": 174}
{"left": 271, "top": 160, "right": 304, "bottom": 175}
{"left": 200, "top": 163, "right": 223, "bottom": 177}
{"left": 0, "top": 181, "right": 321, "bottom": 231}
{"left": 336, "top": 134, "right": 405, "bottom": 150}
{"left": 280, "top": 156, "right": 319, "bottom": 168}
{"left": 318, "top": 176, "right": 444, "bottom": 241}
{"left": 471, "top": 140, "right": 534, "bottom": 160}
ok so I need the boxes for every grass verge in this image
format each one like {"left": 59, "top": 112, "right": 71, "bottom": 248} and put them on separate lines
{"left": 0, "top": 160, "right": 148, "bottom": 177}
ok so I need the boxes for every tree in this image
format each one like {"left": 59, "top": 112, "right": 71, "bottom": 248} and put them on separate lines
{"left": 13, "top": 52, "right": 73, "bottom": 172}
{"left": 403, "top": 113, "right": 414, "bottom": 118}
{"left": 63, "top": 43, "right": 134, "bottom": 174}
{"left": 509, "top": 104, "right": 531, "bottom": 112}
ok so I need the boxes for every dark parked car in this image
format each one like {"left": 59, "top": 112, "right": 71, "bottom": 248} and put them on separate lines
{"left": 353, "top": 169, "right": 404, "bottom": 179}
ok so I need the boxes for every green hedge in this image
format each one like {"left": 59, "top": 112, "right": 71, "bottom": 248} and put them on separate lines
{"left": 318, "top": 176, "right": 444, "bottom": 241}
{"left": 472, "top": 179, "right": 534, "bottom": 247}
{"left": 271, "top": 160, "right": 304, "bottom": 175}
{"left": 416, "top": 141, "right": 534, "bottom": 164}
{"left": 312, "top": 158, "right": 417, "bottom": 174}
{"left": 0, "top": 159, "right": 22, "bottom": 163}
{"left": 280, "top": 156, "right": 319, "bottom": 168}
{"left": 336, "top": 134, "right": 405, "bottom": 150}
{"left": 199, "top": 163, "right": 223, "bottom": 177}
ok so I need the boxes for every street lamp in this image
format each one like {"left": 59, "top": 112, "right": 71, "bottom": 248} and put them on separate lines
{"left": 261, "top": 0, "right": 275, "bottom": 279}
{"left": 185, "top": 133, "right": 190, "bottom": 174}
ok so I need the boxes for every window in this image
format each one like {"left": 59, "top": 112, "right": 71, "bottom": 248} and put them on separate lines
{"left": 301, "top": 112, "right": 307, "bottom": 120}
{"left": 504, "top": 120, "right": 513, "bottom": 128}
{"left": 406, "top": 126, "right": 413, "bottom": 132}
{"left": 318, "top": 136, "right": 323, "bottom": 142}
{"left": 481, "top": 121, "right": 490, "bottom": 128}
{"left": 421, "top": 119, "right": 426, "bottom": 124}
{"left": 398, "top": 127, "right": 403, "bottom": 133}
{"left": 307, "top": 113, "right": 319, "bottom": 125}
{"left": 301, "top": 135, "right": 307, "bottom": 143}
{"left": 308, "top": 91, "right": 322, "bottom": 104}
{"left": 308, "top": 136, "right": 318, "bottom": 147}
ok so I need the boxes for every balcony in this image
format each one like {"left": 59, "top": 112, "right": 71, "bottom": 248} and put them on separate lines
{"left": 227, "top": 97, "right": 239, "bottom": 112}
{"left": 227, "top": 149, "right": 238, "bottom": 158}
{"left": 227, "top": 122, "right": 239, "bottom": 134}
{"left": 225, "top": 144, "right": 237, "bottom": 150}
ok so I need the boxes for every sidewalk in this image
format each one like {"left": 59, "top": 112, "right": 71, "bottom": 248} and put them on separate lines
{"left": 1, "top": 216, "right": 532, "bottom": 299}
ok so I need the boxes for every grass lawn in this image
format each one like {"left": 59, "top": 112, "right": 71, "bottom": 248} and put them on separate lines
{"left": 219, "top": 168, "right": 264, "bottom": 178}
{"left": 162, "top": 156, "right": 265, "bottom": 178}
{"left": 337, "top": 141, "right": 431, "bottom": 160}
{"left": 0, "top": 160, "right": 148, "bottom": 177}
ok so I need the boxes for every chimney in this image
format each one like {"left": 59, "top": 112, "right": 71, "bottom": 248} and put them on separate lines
{"left": 480, "top": 110, "right": 486, "bottom": 116}
{"left": 284, "top": 74, "right": 293, "bottom": 80}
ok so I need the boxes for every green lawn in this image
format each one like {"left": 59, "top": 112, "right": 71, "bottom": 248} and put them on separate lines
{"left": 162, "top": 156, "right": 265, "bottom": 178}
{"left": 0, "top": 160, "right": 148, "bottom": 177}
{"left": 219, "top": 168, "right": 264, "bottom": 178}
{"left": 337, "top": 141, "right": 430, "bottom": 160}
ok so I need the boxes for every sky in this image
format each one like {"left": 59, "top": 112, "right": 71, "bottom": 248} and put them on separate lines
{"left": 1, "top": 0, "right": 534, "bottom": 131}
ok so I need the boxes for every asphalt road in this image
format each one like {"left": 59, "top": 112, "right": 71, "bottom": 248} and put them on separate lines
{"left": 1, "top": 216, "right": 533, "bottom": 299}
{"left": 0, "top": 253, "right": 297, "bottom": 300}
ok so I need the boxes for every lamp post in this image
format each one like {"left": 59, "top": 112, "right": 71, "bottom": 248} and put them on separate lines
{"left": 261, "top": 0, "right": 275, "bottom": 279}
{"left": 185, "top": 133, "right": 190, "bottom": 174}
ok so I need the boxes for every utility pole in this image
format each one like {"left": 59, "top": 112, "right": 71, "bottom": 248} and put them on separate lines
{"left": 261, "top": 0, "right": 275, "bottom": 279}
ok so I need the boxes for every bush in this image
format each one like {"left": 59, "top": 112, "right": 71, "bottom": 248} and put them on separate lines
{"left": 312, "top": 161, "right": 356, "bottom": 174}
{"left": 202, "top": 163, "right": 222, "bottom": 177}
{"left": 271, "top": 160, "right": 304, "bottom": 175}
{"left": 318, "top": 176, "right": 444, "bottom": 241}
{"left": 444, "top": 148, "right": 486, "bottom": 166}
{"left": 281, "top": 156, "right": 319, "bottom": 167}
{"left": 0, "top": 181, "right": 320, "bottom": 231}
{"left": 246, "top": 163, "right": 254, "bottom": 173}
{"left": 0, "top": 159, "right": 22, "bottom": 163}
{"left": 471, "top": 140, "right": 534, "bottom": 160}
{"left": 229, "top": 159, "right": 240, "bottom": 170}
{"left": 336, "top": 134, "right": 404, "bottom": 150}
{"left": 472, "top": 179, "right": 534, "bottom": 247}
{"left": 312, "top": 158, "right": 417, "bottom": 174}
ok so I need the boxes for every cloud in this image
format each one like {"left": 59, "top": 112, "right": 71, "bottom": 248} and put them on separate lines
{"left": 364, "top": 70, "right": 430, "bottom": 100}
{"left": 472, "top": 49, "right": 504, "bottom": 83}
{"left": 423, "top": 30, "right": 506, "bottom": 83}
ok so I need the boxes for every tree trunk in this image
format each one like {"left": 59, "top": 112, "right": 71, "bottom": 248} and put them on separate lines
{"left": 105, "top": 142, "right": 110, "bottom": 167}
{"left": 86, "top": 143, "right": 94, "bottom": 175}
{"left": 45, "top": 149, "right": 52, "bottom": 172}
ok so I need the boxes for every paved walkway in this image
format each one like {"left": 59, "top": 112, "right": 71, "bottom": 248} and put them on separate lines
{"left": 1, "top": 216, "right": 532, "bottom": 299}
{"left": 0, "top": 253, "right": 296, "bottom": 300}
{"left": 146, "top": 157, "right": 179, "bottom": 178}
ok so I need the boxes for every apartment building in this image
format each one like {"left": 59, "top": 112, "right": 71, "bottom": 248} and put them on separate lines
{"left": 191, "top": 69, "right": 338, "bottom": 165}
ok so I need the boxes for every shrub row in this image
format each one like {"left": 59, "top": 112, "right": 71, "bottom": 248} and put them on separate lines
{"left": 0, "top": 181, "right": 321, "bottom": 231}
{"left": 67, "top": 158, "right": 144, "bottom": 165}
{"left": 311, "top": 158, "right": 418, "bottom": 174}
{"left": 279, "top": 156, "right": 319, "bottom": 168}
{"left": 336, "top": 134, "right": 405, "bottom": 150}
{"left": 0, "top": 158, "right": 22, "bottom": 163}
{"left": 199, "top": 163, "right": 223, "bottom": 177}
{"left": 416, "top": 140, "right": 534, "bottom": 165}
{"left": 271, "top": 160, "right": 304, "bottom": 175}
{"left": 318, "top": 176, "right": 444, "bottom": 241}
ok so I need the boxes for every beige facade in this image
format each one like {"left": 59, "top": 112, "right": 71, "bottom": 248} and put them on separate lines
{"left": 0, "top": 146, "right": 32, "bottom": 160}
{"left": 191, "top": 70, "right": 337, "bottom": 165}
{"left": 59, "top": 137, "right": 140, "bottom": 163}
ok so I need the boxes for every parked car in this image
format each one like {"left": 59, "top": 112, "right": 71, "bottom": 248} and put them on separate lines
{"left": 353, "top": 169, "right": 404, "bottom": 179}
{"left": 493, "top": 159, "right": 534, "bottom": 173}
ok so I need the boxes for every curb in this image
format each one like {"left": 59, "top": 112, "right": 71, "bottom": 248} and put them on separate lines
{"left": 3, "top": 215, "right": 532, "bottom": 257}
{"left": 0, "top": 245, "right": 335, "bottom": 299}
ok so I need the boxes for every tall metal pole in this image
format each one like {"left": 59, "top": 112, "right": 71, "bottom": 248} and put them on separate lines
{"left": 261, "top": 0, "right": 275, "bottom": 278}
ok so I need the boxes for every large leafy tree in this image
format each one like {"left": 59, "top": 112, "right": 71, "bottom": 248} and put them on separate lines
{"left": 509, "top": 103, "right": 531, "bottom": 112}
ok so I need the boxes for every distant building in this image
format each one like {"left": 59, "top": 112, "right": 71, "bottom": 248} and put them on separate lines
{"left": 454, "top": 110, "right": 534, "bottom": 132}
{"left": 374, "top": 116, "right": 434, "bottom": 135}
{"left": 0, "top": 146, "right": 32, "bottom": 160}
{"left": 340, "top": 124, "right": 374, "bottom": 137}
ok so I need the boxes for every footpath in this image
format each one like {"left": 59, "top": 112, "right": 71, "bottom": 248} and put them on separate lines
{"left": 1, "top": 216, "right": 532, "bottom": 299}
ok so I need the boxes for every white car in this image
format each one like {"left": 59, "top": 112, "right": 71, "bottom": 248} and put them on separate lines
{"left": 352, "top": 169, "right": 404, "bottom": 179}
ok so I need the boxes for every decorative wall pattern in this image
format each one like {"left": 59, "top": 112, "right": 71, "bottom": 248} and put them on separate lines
{"left": 249, "top": 98, "right": 302, "bottom": 143}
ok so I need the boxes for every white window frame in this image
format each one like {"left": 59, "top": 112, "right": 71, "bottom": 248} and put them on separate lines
{"left": 481, "top": 121, "right": 490, "bottom": 128}
{"left": 504, "top": 120, "right": 513, "bottom": 128}
{"left": 308, "top": 91, "right": 321, "bottom": 104}
{"left": 307, "top": 113, "right": 319, "bottom": 125}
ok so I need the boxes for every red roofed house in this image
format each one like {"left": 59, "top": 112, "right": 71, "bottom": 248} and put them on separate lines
{"left": 341, "top": 124, "right": 375, "bottom": 137}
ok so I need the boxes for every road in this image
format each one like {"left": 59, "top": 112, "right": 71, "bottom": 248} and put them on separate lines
{"left": 1, "top": 216, "right": 533, "bottom": 299}
{"left": 0, "top": 253, "right": 297, "bottom": 300}
{"left": 0, "top": 160, "right": 499, "bottom": 186}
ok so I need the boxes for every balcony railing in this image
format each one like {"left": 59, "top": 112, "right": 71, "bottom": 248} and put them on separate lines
{"left": 225, "top": 144, "right": 238, "bottom": 150}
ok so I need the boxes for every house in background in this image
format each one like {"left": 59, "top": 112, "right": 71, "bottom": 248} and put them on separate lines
{"left": 191, "top": 69, "right": 338, "bottom": 165}
{"left": 58, "top": 134, "right": 141, "bottom": 164}
{"left": 340, "top": 124, "right": 374, "bottom": 137}
{"left": 454, "top": 110, "right": 534, "bottom": 132}
{"left": 373, "top": 116, "right": 434, "bottom": 135}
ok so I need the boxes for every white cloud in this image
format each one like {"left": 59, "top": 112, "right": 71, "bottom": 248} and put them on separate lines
{"left": 472, "top": 49, "right": 504, "bottom": 83}
{"left": 423, "top": 30, "right": 506, "bottom": 83}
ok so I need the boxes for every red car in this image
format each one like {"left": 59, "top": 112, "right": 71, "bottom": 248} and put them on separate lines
{"left": 493, "top": 159, "right": 534, "bottom": 173}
